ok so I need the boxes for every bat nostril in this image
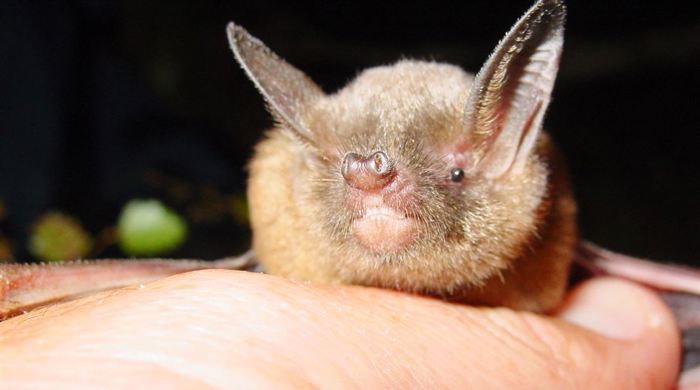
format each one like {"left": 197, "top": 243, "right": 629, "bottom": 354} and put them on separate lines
{"left": 341, "top": 152, "right": 361, "bottom": 179}
{"left": 371, "top": 151, "right": 391, "bottom": 175}
{"left": 341, "top": 151, "right": 396, "bottom": 192}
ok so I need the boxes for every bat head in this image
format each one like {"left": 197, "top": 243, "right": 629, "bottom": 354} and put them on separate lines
{"left": 229, "top": 0, "right": 568, "bottom": 293}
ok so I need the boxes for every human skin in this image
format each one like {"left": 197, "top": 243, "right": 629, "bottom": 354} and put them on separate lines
{"left": 0, "top": 271, "right": 685, "bottom": 389}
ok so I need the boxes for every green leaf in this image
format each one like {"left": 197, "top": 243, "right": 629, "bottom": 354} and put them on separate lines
{"left": 28, "top": 212, "right": 93, "bottom": 262}
{"left": 118, "top": 199, "right": 187, "bottom": 256}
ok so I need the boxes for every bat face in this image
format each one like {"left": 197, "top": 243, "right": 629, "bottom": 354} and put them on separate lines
{"left": 230, "top": 0, "right": 578, "bottom": 308}
{"left": 290, "top": 62, "right": 552, "bottom": 289}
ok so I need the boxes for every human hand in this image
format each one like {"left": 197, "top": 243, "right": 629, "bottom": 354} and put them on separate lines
{"left": 0, "top": 271, "right": 682, "bottom": 388}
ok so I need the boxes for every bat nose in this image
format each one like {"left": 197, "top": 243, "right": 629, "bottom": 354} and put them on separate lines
{"left": 341, "top": 151, "right": 396, "bottom": 192}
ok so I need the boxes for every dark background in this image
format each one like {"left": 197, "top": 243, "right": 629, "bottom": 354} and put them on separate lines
{"left": 0, "top": 0, "right": 698, "bottom": 264}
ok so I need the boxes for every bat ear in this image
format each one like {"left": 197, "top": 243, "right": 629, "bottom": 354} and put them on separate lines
{"left": 227, "top": 23, "right": 324, "bottom": 144}
{"left": 462, "top": 0, "right": 565, "bottom": 178}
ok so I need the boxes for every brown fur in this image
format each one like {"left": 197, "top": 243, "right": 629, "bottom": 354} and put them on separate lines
{"left": 239, "top": 0, "right": 574, "bottom": 312}
{"left": 248, "top": 61, "right": 576, "bottom": 313}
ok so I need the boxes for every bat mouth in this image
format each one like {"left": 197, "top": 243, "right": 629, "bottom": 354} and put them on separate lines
{"left": 352, "top": 206, "right": 417, "bottom": 253}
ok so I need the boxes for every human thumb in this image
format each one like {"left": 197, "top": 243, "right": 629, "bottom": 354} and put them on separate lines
{"left": 556, "top": 277, "right": 681, "bottom": 389}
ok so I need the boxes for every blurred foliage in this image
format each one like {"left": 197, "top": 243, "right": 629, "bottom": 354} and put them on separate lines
{"left": 28, "top": 212, "right": 93, "bottom": 262}
{"left": 0, "top": 169, "right": 250, "bottom": 263}
{"left": 144, "top": 170, "right": 249, "bottom": 226}
{"left": 117, "top": 199, "right": 187, "bottom": 256}
{"left": 229, "top": 193, "right": 249, "bottom": 226}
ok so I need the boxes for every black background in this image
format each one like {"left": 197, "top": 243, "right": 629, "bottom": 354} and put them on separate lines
{"left": 1, "top": 0, "right": 698, "bottom": 264}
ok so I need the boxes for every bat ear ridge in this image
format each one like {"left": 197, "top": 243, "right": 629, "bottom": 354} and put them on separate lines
{"left": 226, "top": 22, "right": 324, "bottom": 145}
{"left": 461, "top": 0, "right": 565, "bottom": 179}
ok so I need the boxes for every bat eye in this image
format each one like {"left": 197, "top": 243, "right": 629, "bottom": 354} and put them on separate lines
{"left": 450, "top": 168, "right": 464, "bottom": 182}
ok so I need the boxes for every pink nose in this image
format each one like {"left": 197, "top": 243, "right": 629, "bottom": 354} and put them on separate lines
{"left": 341, "top": 151, "right": 396, "bottom": 192}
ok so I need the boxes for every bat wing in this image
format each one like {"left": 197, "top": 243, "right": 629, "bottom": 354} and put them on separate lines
{"left": 574, "top": 241, "right": 700, "bottom": 379}
{"left": 0, "top": 251, "right": 258, "bottom": 320}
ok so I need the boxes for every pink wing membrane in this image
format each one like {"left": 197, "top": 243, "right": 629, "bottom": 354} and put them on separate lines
{"left": 0, "top": 252, "right": 256, "bottom": 320}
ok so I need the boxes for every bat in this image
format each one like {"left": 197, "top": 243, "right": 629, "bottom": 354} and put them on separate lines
{"left": 237, "top": 0, "right": 573, "bottom": 313}
{"left": 1, "top": 0, "right": 697, "bottom": 380}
